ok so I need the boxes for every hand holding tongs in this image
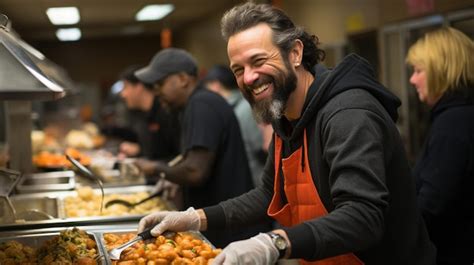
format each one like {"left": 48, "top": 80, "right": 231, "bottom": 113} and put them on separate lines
{"left": 108, "top": 228, "right": 154, "bottom": 260}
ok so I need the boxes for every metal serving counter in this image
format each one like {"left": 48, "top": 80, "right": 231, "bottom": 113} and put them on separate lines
{"left": 0, "top": 224, "right": 216, "bottom": 265}
{"left": 16, "top": 170, "right": 76, "bottom": 193}
{"left": 1, "top": 14, "right": 68, "bottom": 173}
{"left": 0, "top": 185, "right": 175, "bottom": 232}
{"left": 0, "top": 224, "right": 137, "bottom": 265}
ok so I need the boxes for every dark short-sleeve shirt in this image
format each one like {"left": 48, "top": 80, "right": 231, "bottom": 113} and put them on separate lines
{"left": 181, "top": 87, "right": 253, "bottom": 209}
{"left": 143, "top": 96, "right": 181, "bottom": 160}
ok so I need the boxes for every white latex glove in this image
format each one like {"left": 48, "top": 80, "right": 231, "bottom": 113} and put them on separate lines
{"left": 137, "top": 207, "right": 201, "bottom": 236}
{"left": 154, "top": 178, "right": 180, "bottom": 201}
{"left": 213, "top": 233, "right": 279, "bottom": 265}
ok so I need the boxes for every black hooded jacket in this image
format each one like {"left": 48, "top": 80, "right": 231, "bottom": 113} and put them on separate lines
{"left": 414, "top": 89, "right": 474, "bottom": 264}
{"left": 204, "top": 54, "right": 436, "bottom": 264}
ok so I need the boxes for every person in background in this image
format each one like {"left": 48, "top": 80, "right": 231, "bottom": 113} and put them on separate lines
{"left": 406, "top": 27, "right": 474, "bottom": 265}
{"left": 203, "top": 65, "right": 267, "bottom": 186}
{"left": 134, "top": 48, "right": 272, "bottom": 247}
{"left": 118, "top": 65, "right": 181, "bottom": 161}
{"left": 137, "top": 2, "right": 436, "bottom": 264}
{"left": 99, "top": 86, "right": 138, "bottom": 145}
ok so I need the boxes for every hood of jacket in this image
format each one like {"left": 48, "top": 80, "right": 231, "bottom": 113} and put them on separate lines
{"left": 273, "top": 53, "right": 401, "bottom": 141}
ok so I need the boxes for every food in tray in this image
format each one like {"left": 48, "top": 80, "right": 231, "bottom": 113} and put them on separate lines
{"left": 0, "top": 228, "right": 99, "bottom": 264}
{"left": 66, "top": 147, "right": 92, "bottom": 165}
{"left": 104, "top": 232, "right": 221, "bottom": 265}
{"left": 32, "top": 148, "right": 91, "bottom": 169}
{"left": 64, "top": 187, "right": 168, "bottom": 217}
{"left": 31, "top": 130, "right": 61, "bottom": 154}
{"left": 65, "top": 129, "right": 96, "bottom": 150}
{"left": 33, "top": 150, "right": 69, "bottom": 169}
{"left": 66, "top": 123, "right": 105, "bottom": 150}
{"left": 0, "top": 240, "right": 36, "bottom": 264}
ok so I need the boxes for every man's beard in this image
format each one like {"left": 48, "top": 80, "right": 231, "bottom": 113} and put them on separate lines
{"left": 243, "top": 59, "right": 297, "bottom": 124}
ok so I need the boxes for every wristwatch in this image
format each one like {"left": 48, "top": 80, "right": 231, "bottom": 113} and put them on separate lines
{"left": 267, "top": 232, "right": 288, "bottom": 259}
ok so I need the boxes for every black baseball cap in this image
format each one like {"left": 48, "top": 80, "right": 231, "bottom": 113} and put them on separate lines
{"left": 135, "top": 48, "right": 198, "bottom": 84}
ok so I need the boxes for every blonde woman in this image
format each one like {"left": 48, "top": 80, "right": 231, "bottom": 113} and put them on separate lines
{"left": 406, "top": 27, "right": 474, "bottom": 265}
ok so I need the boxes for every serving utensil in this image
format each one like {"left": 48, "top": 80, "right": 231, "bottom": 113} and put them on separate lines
{"left": 105, "top": 154, "right": 183, "bottom": 209}
{"left": 105, "top": 189, "right": 164, "bottom": 208}
{"left": 66, "top": 154, "right": 105, "bottom": 182}
{"left": 65, "top": 154, "right": 105, "bottom": 214}
{"left": 108, "top": 228, "right": 154, "bottom": 260}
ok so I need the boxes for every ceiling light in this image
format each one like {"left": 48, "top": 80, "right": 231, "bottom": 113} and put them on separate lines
{"left": 135, "top": 4, "right": 174, "bottom": 21}
{"left": 46, "top": 7, "right": 80, "bottom": 25}
{"left": 56, "top": 28, "right": 81, "bottom": 41}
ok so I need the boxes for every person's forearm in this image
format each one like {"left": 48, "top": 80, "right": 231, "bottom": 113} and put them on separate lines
{"left": 203, "top": 167, "right": 275, "bottom": 232}
{"left": 156, "top": 149, "right": 214, "bottom": 186}
{"left": 155, "top": 160, "right": 207, "bottom": 186}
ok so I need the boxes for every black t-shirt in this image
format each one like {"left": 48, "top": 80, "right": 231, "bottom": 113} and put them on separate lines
{"left": 142, "top": 96, "right": 181, "bottom": 160}
{"left": 181, "top": 88, "right": 253, "bottom": 209}
{"left": 183, "top": 87, "right": 272, "bottom": 248}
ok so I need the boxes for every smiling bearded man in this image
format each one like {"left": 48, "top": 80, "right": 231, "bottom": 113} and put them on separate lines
{"left": 136, "top": 3, "right": 436, "bottom": 265}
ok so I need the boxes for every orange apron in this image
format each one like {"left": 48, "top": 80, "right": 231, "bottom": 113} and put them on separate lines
{"left": 267, "top": 130, "right": 363, "bottom": 265}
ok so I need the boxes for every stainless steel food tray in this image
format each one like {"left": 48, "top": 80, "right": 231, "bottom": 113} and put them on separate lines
{"left": 16, "top": 170, "right": 76, "bottom": 193}
{"left": 96, "top": 226, "right": 215, "bottom": 265}
{"left": 0, "top": 229, "right": 106, "bottom": 264}
{"left": 56, "top": 185, "right": 174, "bottom": 218}
{"left": 0, "top": 224, "right": 214, "bottom": 265}
{"left": 0, "top": 185, "right": 175, "bottom": 231}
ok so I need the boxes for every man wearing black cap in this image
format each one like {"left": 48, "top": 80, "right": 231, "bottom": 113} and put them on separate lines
{"left": 117, "top": 65, "right": 180, "bottom": 160}
{"left": 134, "top": 48, "right": 271, "bottom": 247}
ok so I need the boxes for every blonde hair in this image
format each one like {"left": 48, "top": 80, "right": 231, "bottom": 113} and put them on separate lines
{"left": 406, "top": 27, "right": 474, "bottom": 99}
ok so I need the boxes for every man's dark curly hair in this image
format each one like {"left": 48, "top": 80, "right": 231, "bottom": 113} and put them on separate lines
{"left": 221, "top": 2, "right": 325, "bottom": 74}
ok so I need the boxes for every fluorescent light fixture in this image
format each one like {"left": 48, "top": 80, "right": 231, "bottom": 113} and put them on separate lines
{"left": 135, "top": 4, "right": 174, "bottom": 21}
{"left": 46, "top": 7, "right": 80, "bottom": 25}
{"left": 56, "top": 28, "right": 81, "bottom": 41}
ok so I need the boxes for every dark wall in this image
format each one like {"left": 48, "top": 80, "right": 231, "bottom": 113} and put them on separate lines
{"left": 29, "top": 35, "right": 163, "bottom": 93}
